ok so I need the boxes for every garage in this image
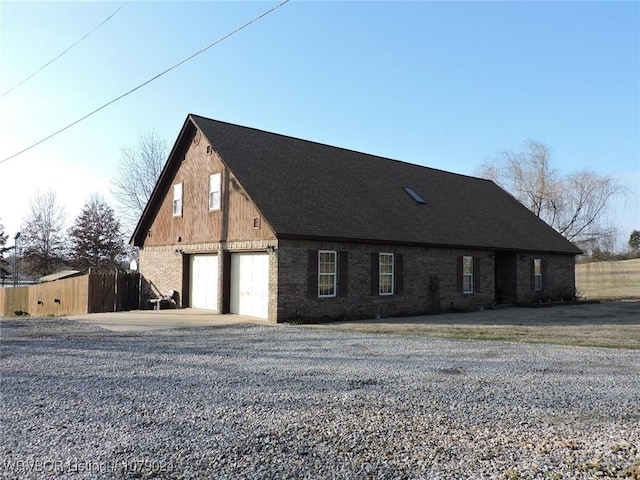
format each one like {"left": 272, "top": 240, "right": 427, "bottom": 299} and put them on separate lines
{"left": 190, "top": 254, "right": 218, "bottom": 311}
{"left": 230, "top": 253, "right": 269, "bottom": 319}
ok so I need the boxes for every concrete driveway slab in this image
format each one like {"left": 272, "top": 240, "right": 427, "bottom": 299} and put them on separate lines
{"left": 65, "top": 309, "right": 275, "bottom": 332}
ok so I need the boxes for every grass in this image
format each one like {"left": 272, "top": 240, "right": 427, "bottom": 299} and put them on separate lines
{"left": 308, "top": 321, "right": 640, "bottom": 349}
{"left": 306, "top": 259, "right": 640, "bottom": 349}
{"left": 576, "top": 258, "right": 640, "bottom": 301}
{"left": 306, "top": 305, "right": 640, "bottom": 350}
{"left": 424, "top": 326, "right": 640, "bottom": 349}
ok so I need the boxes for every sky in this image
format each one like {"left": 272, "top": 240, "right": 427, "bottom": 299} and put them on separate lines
{"left": 0, "top": 0, "right": 638, "bottom": 249}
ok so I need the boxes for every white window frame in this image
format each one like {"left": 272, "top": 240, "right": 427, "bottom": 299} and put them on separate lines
{"left": 534, "top": 258, "right": 543, "bottom": 291}
{"left": 379, "top": 253, "right": 394, "bottom": 296}
{"left": 318, "top": 250, "right": 337, "bottom": 297}
{"left": 209, "top": 173, "right": 221, "bottom": 211}
{"left": 172, "top": 183, "right": 183, "bottom": 217}
{"left": 463, "top": 256, "right": 474, "bottom": 294}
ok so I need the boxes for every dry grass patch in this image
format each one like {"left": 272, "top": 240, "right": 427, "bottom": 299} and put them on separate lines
{"left": 577, "top": 258, "right": 640, "bottom": 301}
{"left": 310, "top": 323, "right": 640, "bottom": 349}
{"left": 306, "top": 302, "right": 640, "bottom": 349}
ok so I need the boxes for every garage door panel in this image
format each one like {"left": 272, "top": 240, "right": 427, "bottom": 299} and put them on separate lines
{"left": 230, "top": 253, "right": 269, "bottom": 319}
{"left": 190, "top": 255, "right": 218, "bottom": 311}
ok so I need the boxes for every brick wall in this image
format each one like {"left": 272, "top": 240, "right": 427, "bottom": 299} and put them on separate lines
{"left": 140, "top": 241, "right": 576, "bottom": 321}
{"left": 139, "top": 240, "right": 277, "bottom": 317}
{"left": 139, "top": 246, "right": 185, "bottom": 307}
{"left": 268, "top": 249, "right": 279, "bottom": 322}
{"left": 515, "top": 253, "right": 576, "bottom": 304}
{"left": 275, "top": 239, "right": 495, "bottom": 322}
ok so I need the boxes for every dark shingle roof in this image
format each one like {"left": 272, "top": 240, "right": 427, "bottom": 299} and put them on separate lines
{"left": 135, "top": 114, "right": 581, "bottom": 255}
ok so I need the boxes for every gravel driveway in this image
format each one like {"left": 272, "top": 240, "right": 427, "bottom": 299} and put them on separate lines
{"left": 1, "top": 318, "right": 639, "bottom": 479}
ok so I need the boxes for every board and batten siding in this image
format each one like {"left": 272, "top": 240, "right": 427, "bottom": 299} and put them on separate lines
{"left": 143, "top": 128, "right": 276, "bottom": 248}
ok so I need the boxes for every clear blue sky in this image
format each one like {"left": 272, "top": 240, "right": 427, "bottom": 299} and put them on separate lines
{"left": 1, "top": 1, "right": 638, "bottom": 247}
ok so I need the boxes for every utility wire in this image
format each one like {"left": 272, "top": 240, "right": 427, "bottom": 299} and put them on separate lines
{"left": 0, "top": 3, "right": 127, "bottom": 99}
{"left": 0, "top": 0, "right": 290, "bottom": 165}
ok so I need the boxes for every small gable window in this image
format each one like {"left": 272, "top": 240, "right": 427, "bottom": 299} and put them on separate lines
{"left": 534, "top": 258, "right": 543, "bottom": 291}
{"left": 209, "top": 173, "right": 221, "bottom": 211}
{"left": 173, "top": 183, "right": 183, "bottom": 217}
{"left": 318, "top": 250, "right": 337, "bottom": 297}
{"left": 462, "top": 256, "right": 474, "bottom": 294}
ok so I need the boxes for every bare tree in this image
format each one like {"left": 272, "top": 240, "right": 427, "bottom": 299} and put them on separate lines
{"left": 629, "top": 230, "right": 640, "bottom": 256}
{"left": 69, "top": 194, "right": 126, "bottom": 271}
{"left": 111, "top": 130, "right": 168, "bottom": 235}
{"left": 0, "top": 220, "right": 10, "bottom": 285}
{"left": 20, "top": 189, "right": 68, "bottom": 277}
{"left": 478, "top": 140, "right": 624, "bottom": 250}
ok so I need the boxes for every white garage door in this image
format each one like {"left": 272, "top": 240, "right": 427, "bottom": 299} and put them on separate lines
{"left": 230, "top": 253, "right": 269, "bottom": 319}
{"left": 190, "top": 254, "right": 218, "bottom": 311}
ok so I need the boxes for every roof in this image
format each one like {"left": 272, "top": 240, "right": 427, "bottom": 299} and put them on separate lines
{"left": 39, "top": 270, "right": 82, "bottom": 283}
{"left": 133, "top": 114, "right": 581, "bottom": 255}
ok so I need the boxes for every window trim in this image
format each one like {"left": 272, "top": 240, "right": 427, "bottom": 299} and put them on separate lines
{"left": 534, "top": 258, "right": 543, "bottom": 291}
{"left": 318, "top": 250, "right": 337, "bottom": 298}
{"left": 172, "top": 183, "right": 183, "bottom": 217}
{"left": 379, "top": 253, "right": 395, "bottom": 296}
{"left": 462, "top": 255, "right": 474, "bottom": 294}
{"left": 209, "top": 173, "right": 221, "bottom": 211}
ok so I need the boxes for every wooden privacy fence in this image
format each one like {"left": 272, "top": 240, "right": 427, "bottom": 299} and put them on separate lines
{"left": 0, "top": 269, "right": 140, "bottom": 317}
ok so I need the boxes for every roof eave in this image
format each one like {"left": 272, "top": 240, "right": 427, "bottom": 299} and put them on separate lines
{"left": 275, "top": 232, "right": 582, "bottom": 255}
{"left": 130, "top": 115, "right": 199, "bottom": 247}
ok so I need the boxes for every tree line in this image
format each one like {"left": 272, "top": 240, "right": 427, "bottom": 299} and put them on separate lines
{"left": 0, "top": 131, "right": 167, "bottom": 283}
{"left": 0, "top": 133, "right": 636, "bottom": 284}
{"left": 0, "top": 192, "right": 126, "bottom": 282}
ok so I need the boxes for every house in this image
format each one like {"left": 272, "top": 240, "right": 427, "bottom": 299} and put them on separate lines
{"left": 131, "top": 114, "right": 582, "bottom": 322}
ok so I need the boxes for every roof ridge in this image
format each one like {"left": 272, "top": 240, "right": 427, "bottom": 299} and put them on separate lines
{"left": 188, "top": 113, "right": 487, "bottom": 182}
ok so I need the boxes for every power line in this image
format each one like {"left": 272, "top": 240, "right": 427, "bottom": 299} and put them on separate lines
{"left": 0, "top": 0, "right": 290, "bottom": 165}
{"left": 0, "top": 3, "right": 127, "bottom": 99}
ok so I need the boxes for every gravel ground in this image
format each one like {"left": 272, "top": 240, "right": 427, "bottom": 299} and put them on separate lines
{"left": 1, "top": 318, "right": 639, "bottom": 480}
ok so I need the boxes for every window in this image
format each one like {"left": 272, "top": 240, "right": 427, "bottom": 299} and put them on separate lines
{"left": 379, "top": 253, "right": 394, "bottom": 295}
{"left": 403, "top": 187, "right": 426, "bottom": 204}
{"left": 173, "top": 183, "right": 183, "bottom": 217}
{"left": 463, "top": 256, "right": 474, "bottom": 293}
{"left": 209, "top": 173, "right": 221, "bottom": 211}
{"left": 371, "top": 252, "right": 403, "bottom": 296}
{"left": 534, "top": 258, "right": 542, "bottom": 291}
{"left": 318, "top": 251, "right": 337, "bottom": 297}
{"left": 308, "top": 250, "right": 348, "bottom": 298}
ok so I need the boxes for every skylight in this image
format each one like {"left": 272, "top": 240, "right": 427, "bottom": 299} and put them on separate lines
{"left": 403, "top": 187, "right": 426, "bottom": 204}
